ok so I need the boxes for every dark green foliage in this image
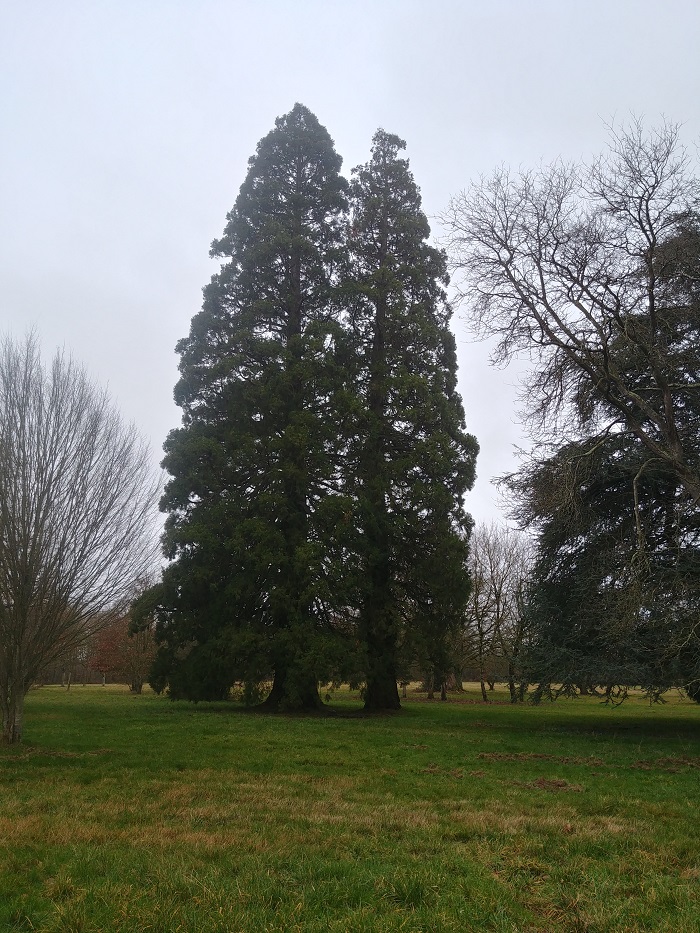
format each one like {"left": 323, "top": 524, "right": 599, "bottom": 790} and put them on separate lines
{"left": 517, "top": 218, "right": 700, "bottom": 701}
{"left": 347, "top": 131, "right": 478, "bottom": 709}
{"left": 152, "top": 104, "right": 354, "bottom": 709}
{"left": 518, "top": 437, "right": 700, "bottom": 700}
{"left": 144, "top": 113, "right": 476, "bottom": 710}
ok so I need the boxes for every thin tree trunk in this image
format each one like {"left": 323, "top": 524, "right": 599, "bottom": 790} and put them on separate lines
{"left": 478, "top": 653, "right": 489, "bottom": 703}
{"left": 508, "top": 661, "right": 518, "bottom": 703}
{"left": 2, "top": 681, "right": 24, "bottom": 744}
{"left": 446, "top": 671, "right": 464, "bottom": 692}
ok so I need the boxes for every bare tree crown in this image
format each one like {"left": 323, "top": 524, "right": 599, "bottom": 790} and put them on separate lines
{"left": 441, "top": 119, "right": 700, "bottom": 503}
{"left": 0, "top": 333, "right": 161, "bottom": 741}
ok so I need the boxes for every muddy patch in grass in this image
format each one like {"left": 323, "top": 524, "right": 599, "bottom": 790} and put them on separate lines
{"left": 513, "top": 778, "right": 584, "bottom": 793}
{"left": 631, "top": 755, "right": 700, "bottom": 772}
{"left": 478, "top": 752, "right": 603, "bottom": 766}
{"left": 419, "top": 764, "right": 464, "bottom": 778}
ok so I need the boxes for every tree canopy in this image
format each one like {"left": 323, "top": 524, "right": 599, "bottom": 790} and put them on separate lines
{"left": 443, "top": 121, "right": 700, "bottom": 700}
{"left": 146, "top": 108, "right": 476, "bottom": 710}
{"left": 151, "top": 104, "right": 353, "bottom": 708}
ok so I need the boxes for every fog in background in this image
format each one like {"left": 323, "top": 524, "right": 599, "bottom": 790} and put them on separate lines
{"left": 2, "top": 0, "right": 699, "bottom": 523}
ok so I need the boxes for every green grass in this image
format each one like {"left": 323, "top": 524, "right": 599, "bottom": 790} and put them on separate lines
{"left": 1, "top": 685, "right": 699, "bottom": 932}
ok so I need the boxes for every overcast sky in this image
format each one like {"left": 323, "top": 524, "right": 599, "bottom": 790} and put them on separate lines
{"left": 2, "top": 0, "right": 699, "bottom": 524}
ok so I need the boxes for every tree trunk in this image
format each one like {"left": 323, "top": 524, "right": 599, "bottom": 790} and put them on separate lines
{"left": 478, "top": 656, "right": 489, "bottom": 703}
{"left": 364, "top": 670, "right": 401, "bottom": 711}
{"left": 293, "top": 677, "right": 323, "bottom": 711}
{"left": 360, "top": 575, "right": 400, "bottom": 712}
{"left": 446, "top": 671, "right": 463, "bottom": 692}
{"left": 1, "top": 682, "right": 24, "bottom": 744}
{"left": 257, "top": 665, "right": 323, "bottom": 712}
{"left": 508, "top": 662, "right": 518, "bottom": 703}
{"left": 359, "top": 261, "right": 402, "bottom": 716}
{"left": 363, "top": 602, "right": 401, "bottom": 711}
{"left": 440, "top": 681, "right": 447, "bottom": 701}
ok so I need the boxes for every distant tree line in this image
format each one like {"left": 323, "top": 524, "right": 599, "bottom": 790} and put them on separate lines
{"left": 36, "top": 602, "right": 156, "bottom": 695}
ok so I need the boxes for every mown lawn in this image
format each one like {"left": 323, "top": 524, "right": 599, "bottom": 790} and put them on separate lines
{"left": 1, "top": 685, "right": 699, "bottom": 932}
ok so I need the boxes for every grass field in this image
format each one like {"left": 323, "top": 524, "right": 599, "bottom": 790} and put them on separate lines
{"left": 1, "top": 685, "right": 699, "bottom": 932}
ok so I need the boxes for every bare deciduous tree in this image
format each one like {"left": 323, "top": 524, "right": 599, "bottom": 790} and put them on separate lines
{"left": 89, "top": 613, "right": 157, "bottom": 694}
{"left": 0, "top": 334, "right": 160, "bottom": 742}
{"left": 463, "top": 522, "right": 532, "bottom": 703}
{"left": 442, "top": 120, "right": 700, "bottom": 504}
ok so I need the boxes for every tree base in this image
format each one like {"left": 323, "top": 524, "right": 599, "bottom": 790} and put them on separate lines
{"left": 363, "top": 677, "right": 401, "bottom": 712}
{"left": 255, "top": 668, "right": 325, "bottom": 712}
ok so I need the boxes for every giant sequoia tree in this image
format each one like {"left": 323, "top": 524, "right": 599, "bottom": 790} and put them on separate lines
{"left": 152, "top": 105, "right": 351, "bottom": 709}
{"left": 148, "top": 112, "right": 477, "bottom": 711}
{"left": 348, "top": 131, "right": 477, "bottom": 710}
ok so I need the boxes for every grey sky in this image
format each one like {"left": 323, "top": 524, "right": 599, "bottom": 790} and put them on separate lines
{"left": 2, "top": 0, "right": 699, "bottom": 523}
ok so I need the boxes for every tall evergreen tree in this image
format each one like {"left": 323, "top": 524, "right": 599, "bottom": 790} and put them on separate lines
{"left": 151, "top": 104, "right": 352, "bottom": 709}
{"left": 347, "top": 131, "right": 478, "bottom": 711}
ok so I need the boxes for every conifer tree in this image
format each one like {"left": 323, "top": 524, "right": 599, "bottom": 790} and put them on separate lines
{"left": 347, "top": 131, "right": 478, "bottom": 710}
{"left": 151, "top": 105, "right": 351, "bottom": 709}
